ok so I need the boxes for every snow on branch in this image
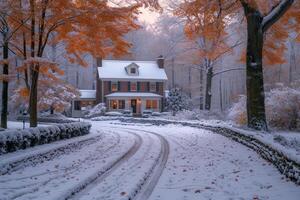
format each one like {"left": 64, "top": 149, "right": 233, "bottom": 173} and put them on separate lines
{"left": 23, "top": 57, "right": 57, "bottom": 66}
{"left": 262, "top": 0, "right": 294, "bottom": 32}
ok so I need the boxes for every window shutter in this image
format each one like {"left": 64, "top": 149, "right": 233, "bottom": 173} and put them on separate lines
{"left": 128, "top": 81, "right": 131, "bottom": 91}
{"left": 137, "top": 82, "right": 140, "bottom": 91}
{"left": 108, "top": 81, "right": 111, "bottom": 92}
{"left": 156, "top": 82, "right": 159, "bottom": 92}
{"left": 118, "top": 81, "right": 121, "bottom": 91}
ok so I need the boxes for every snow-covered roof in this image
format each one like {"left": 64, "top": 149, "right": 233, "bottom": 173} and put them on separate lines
{"left": 98, "top": 60, "right": 168, "bottom": 81}
{"left": 105, "top": 92, "right": 162, "bottom": 98}
{"left": 79, "top": 90, "right": 96, "bottom": 99}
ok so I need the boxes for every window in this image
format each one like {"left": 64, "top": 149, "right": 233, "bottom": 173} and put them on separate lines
{"left": 130, "top": 67, "right": 136, "bottom": 74}
{"left": 130, "top": 82, "right": 137, "bottom": 91}
{"left": 118, "top": 100, "right": 125, "bottom": 109}
{"left": 110, "top": 100, "right": 118, "bottom": 109}
{"left": 152, "top": 100, "right": 158, "bottom": 109}
{"left": 111, "top": 81, "right": 118, "bottom": 92}
{"left": 146, "top": 100, "right": 158, "bottom": 109}
{"left": 146, "top": 100, "right": 152, "bottom": 109}
{"left": 150, "top": 82, "right": 156, "bottom": 92}
{"left": 110, "top": 99, "right": 125, "bottom": 109}
{"left": 74, "top": 101, "right": 81, "bottom": 111}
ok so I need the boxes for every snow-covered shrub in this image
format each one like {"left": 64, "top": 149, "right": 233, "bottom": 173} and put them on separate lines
{"left": 227, "top": 82, "right": 300, "bottom": 130}
{"left": 266, "top": 85, "right": 300, "bottom": 130}
{"left": 105, "top": 111, "right": 123, "bottom": 116}
{"left": 227, "top": 95, "right": 247, "bottom": 125}
{"left": 11, "top": 83, "right": 79, "bottom": 114}
{"left": 84, "top": 103, "right": 107, "bottom": 118}
{"left": 16, "top": 115, "right": 76, "bottom": 123}
{"left": 0, "top": 122, "right": 91, "bottom": 154}
{"left": 273, "top": 135, "right": 300, "bottom": 151}
{"left": 158, "top": 109, "right": 225, "bottom": 121}
{"left": 165, "top": 88, "right": 189, "bottom": 116}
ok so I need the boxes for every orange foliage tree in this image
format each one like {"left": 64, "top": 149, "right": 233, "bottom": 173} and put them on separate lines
{"left": 7, "top": 0, "right": 159, "bottom": 127}
{"left": 175, "top": 0, "right": 300, "bottom": 130}
{"left": 175, "top": 0, "right": 241, "bottom": 110}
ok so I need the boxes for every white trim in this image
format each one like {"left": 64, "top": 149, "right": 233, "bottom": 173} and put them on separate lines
{"left": 105, "top": 92, "right": 162, "bottom": 98}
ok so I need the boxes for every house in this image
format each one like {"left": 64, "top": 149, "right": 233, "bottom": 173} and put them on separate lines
{"left": 71, "top": 90, "right": 96, "bottom": 118}
{"left": 71, "top": 56, "right": 168, "bottom": 117}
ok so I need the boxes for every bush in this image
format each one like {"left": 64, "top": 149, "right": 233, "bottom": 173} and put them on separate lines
{"left": 0, "top": 122, "right": 91, "bottom": 154}
{"left": 165, "top": 88, "right": 190, "bottom": 116}
{"left": 16, "top": 115, "right": 76, "bottom": 123}
{"left": 266, "top": 86, "right": 300, "bottom": 130}
{"left": 227, "top": 95, "right": 247, "bottom": 125}
{"left": 228, "top": 82, "right": 300, "bottom": 130}
{"left": 84, "top": 103, "right": 107, "bottom": 118}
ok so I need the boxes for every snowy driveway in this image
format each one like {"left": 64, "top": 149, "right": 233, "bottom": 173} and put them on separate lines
{"left": 0, "top": 120, "right": 299, "bottom": 200}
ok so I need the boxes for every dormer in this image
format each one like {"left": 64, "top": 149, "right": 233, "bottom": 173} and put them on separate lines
{"left": 125, "top": 62, "right": 139, "bottom": 76}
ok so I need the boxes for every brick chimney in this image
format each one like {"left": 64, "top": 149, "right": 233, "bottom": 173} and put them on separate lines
{"left": 96, "top": 57, "right": 102, "bottom": 67}
{"left": 157, "top": 55, "right": 164, "bottom": 68}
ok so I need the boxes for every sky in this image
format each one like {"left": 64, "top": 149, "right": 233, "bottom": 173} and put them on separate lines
{"left": 139, "top": 7, "right": 161, "bottom": 24}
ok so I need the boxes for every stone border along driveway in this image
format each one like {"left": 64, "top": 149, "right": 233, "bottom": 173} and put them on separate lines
{"left": 116, "top": 118, "right": 300, "bottom": 185}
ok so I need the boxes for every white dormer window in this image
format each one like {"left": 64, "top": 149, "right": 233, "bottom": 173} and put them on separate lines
{"left": 125, "top": 63, "right": 139, "bottom": 76}
{"left": 130, "top": 67, "right": 136, "bottom": 74}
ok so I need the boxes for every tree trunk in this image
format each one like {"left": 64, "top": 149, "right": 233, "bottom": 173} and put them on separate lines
{"left": 245, "top": 11, "right": 267, "bottom": 131}
{"left": 1, "top": 41, "right": 9, "bottom": 129}
{"left": 29, "top": 69, "right": 39, "bottom": 127}
{"left": 205, "top": 67, "right": 213, "bottom": 110}
{"left": 199, "top": 68, "right": 204, "bottom": 110}
{"left": 50, "top": 105, "right": 54, "bottom": 114}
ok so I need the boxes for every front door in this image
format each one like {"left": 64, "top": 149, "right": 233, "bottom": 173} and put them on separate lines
{"left": 131, "top": 99, "right": 137, "bottom": 114}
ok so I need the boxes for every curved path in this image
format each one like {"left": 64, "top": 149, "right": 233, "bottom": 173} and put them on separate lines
{"left": 69, "top": 126, "right": 169, "bottom": 200}
{"left": 0, "top": 129, "right": 139, "bottom": 200}
{"left": 1, "top": 121, "right": 299, "bottom": 200}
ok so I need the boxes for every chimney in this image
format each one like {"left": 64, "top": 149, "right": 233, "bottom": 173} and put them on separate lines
{"left": 157, "top": 55, "right": 164, "bottom": 68}
{"left": 96, "top": 57, "right": 102, "bottom": 67}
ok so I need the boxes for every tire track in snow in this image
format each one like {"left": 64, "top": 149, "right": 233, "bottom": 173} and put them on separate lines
{"left": 1, "top": 131, "right": 122, "bottom": 200}
{"left": 104, "top": 126, "right": 170, "bottom": 200}
{"left": 0, "top": 131, "right": 105, "bottom": 176}
{"left": 64, "top": 130, "right": 143, "bottom": 200}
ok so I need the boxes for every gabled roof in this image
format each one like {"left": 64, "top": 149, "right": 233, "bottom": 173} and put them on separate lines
{"left": 98, "top": 60, "right": 168, "bottom": 81}
{"left": 79, "top": 90, "right": 96, "bottom": 99}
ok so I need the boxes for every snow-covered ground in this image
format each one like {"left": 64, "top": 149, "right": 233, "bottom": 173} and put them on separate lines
{"left": 5, "top": 121, "right": 49, "bottom": 130}
{"left": 0, "top": 120, "right": 299, "bottom": 200}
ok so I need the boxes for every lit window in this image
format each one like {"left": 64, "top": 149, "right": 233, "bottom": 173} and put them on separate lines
{"left": 150, "top": 82, "right": 156, "bottom": 92}
{"left": 130, "top": 82, "right": 137, "bottom": 91}
{"left": 110, "top": 100, "right": 118, "bottom": 109}
{"left": 111, "top": 81, "right": 118, "bottom": 92}
{"left": 146, "top": 100, "right": 158, "bottom": 109}
{"left": 152, "top": 100, "right": 158, "bottom": 109}
{"left": 146, "top": 100, "right": 151, "bottom": 109}
{"left": 118, "top": 100, "right": 125, "bottom": 109}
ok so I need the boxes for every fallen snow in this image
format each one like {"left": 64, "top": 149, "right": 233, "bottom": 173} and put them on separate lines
{"left": 0, "top": 120, "right": 299, "bottom": 200}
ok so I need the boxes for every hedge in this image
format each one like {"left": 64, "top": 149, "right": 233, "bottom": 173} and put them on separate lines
{"left": 0, "top": 122, "right": 91, "bottom": 155}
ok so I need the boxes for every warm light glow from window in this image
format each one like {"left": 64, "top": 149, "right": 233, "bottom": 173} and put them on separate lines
{"left": 146, "top": 100, "right": 158, "bottom": 109}
{"left": 111, "top": 81, "right": 118, "bottom": 92}
{"left": 131, "top": 82, "right": 137, "bottom": 91}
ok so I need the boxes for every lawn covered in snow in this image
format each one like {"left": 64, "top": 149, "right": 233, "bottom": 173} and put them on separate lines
{"left": 0, "top": 120, "right": 299, "bottom": 200}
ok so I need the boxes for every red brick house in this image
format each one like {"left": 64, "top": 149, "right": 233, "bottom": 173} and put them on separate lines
{"left": 71, "top": 57, "right": 168, "bottom": 117}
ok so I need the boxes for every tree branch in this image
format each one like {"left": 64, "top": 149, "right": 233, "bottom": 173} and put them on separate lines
{"left": 262, "top": 0, "right": 294, "bottom": 32}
